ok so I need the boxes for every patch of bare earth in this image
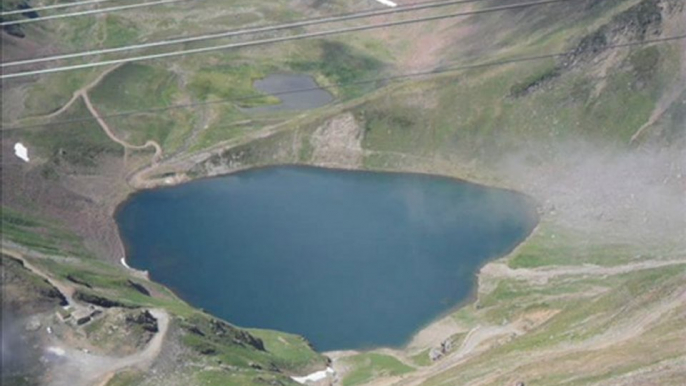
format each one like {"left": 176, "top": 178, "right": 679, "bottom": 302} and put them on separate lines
{"left": 310, "top": 112, "right": 364, "bottom": 168}
{"left": 630, "top": 2, "right": 686, "bottom": 144}
{"left": 405, "top": 316, "right": 467, "bottom": 353}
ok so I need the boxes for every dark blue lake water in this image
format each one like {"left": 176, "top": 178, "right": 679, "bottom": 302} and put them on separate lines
{"left": 116, "top": 166, "right": 537, "bottom": 351}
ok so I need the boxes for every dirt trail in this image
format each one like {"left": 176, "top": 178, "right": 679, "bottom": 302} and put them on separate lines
{"left": 81, "top": 91, "right": 162, "bottom": 163}
{"left": 328, "top": 321, "right": 524, "bottom": 386}
{"left": 336, "top": 256, "right": 686, "bottom": 386}
{"left": 11, "top": 64, "right": 163, "bottom": 165}
{"left": 455, "top": 288, "right": 686, "bottom": 386}
{"left": 24, "top": 64, "right": 126, "bottom": 122}
{"left": 630, "top": 82, "right": 686, "bottom": 144}
{"left": 45, "top": 308, "right": 170, "bottom": 386}
{"left": 362, "top": 287, "right": 685, "bottom": 386}
{"left": 573, "top": 288, "right": 686, "bottom": 352}
{"left": 126, "top": 112, "right": 311, "bottom": 188}
{"left": 481, "top": 258, "right": 686, "bottom": 285}
{"left": 2, "top": 247, "right": 76, "bottom": 303}
{"left": 340, "top": 323, "right": 522, "bottom": 386}
{"left": 1, "top": 247, "right": 170, "bottom": 386}
{"left": 600, "top": 355, "right": 686, "bottom": 386}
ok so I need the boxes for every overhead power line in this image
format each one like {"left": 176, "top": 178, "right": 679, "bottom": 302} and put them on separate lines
{"left": 2, "top": 0, "right": 501, "bottom": 68}
{"left": 0, "top": 0, "right": 574, "bottom": 79}
{"left": 0, "top": 0, "right": 192, "bottom": 27}
{"left": 1, "top": 0, "right": 117, "bottom": 16}
{"left": 4, "top": 34, "right": 683, "bottom": 131}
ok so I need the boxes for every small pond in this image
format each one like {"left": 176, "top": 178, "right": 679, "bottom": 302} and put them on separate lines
{"left": 244, "top": 74, "right": 334, "bottom": 112}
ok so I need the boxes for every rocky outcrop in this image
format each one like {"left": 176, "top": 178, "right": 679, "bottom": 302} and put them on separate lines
{"left": 1, "top": 255, "right": 68, "bottom": 315}
{"left": 182, "top": 315, "right": 266, "bottom": 354}
{"left": 74, "top": 291, "right": 136, "bottom": 308}
{"left": 0, "top": 1, "right": 37, "bottom": 38}
{"left": 309, "top": 113, "right": 364, "bottom": 168}
{"left": 187, "top": 129, "right": 302, "bottom": 179}
{"left": 127, "top": 279, "right": 151, "bottom": 296}
{"left": 125, "top": 309, "right": 159, "bottom": 333}
{"left": 67, "top": 275, "right": 93, "bottom": 288}
{"left": 185, "top": 112, "right": 363, "bottom": 180}
{"left": 564, "top": 0, "right": 664, "bottom": 67}
{"left": 510, "top": 0, "right": 669, "bottom": 99}
{"left": 209, "top": 318, "right": 266, "bottom": 351}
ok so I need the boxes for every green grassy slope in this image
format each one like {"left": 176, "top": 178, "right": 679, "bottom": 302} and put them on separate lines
{"left": 1, "top": 0, "right": 684, "bottom": 385}
{"left": 341, "top": 353, "right": 414, "bottom": 386}
{"left": 16, "top": 250, "right": 327, "bottom": 384}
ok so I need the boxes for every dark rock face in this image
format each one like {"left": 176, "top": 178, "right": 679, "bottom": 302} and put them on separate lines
{"left": 208, "top": 318, "right": 266, "bottom": 351}
{"left": 187, "top": 325, "right": 205, "bottom": 336}
{"left": 2, "top": 24, "right": 25, "bottom": 38}
{"left": 38, "top": 284, "right": 68, "bottom": 307}
{"left": 127, "top": 280, "right": 151, "bottom": 296}
{"left": 198, "top": 346, "right": 217, "bottom": 355}
{"left": 125, "top": 310, "right": 159, "bottom": 333}
{"left": 0, "top": 1, "right": 39, "bottom": 38}
{"left": 503, "top": 0, "right": 670, "bottom": 99}
{"left": 182, "top": 315, "right": 267, "bottom": 357}
{"left": 73, "top": 291, "right": 135, "bottom": 308}
{"left": 509, "top": 68, "right": 561, "bottom": 98}
{"left": 16, "top": 2, "right": 39, "bottom": 18}
{"left": 1, "top": 255, "right": 68, "bottom": 314}
{"left": 612, "top": 0, "right": 663, "bottom": 38}
{"left": 565, "top": 0, "right": 664, "bottom": 66}
{"left": 66, "top": 275, "right": 93, "bottom": 289}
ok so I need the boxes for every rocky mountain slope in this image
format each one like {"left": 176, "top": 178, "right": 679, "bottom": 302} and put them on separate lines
{"left": 1, "top": 0, "right": 684, "bottom": 385}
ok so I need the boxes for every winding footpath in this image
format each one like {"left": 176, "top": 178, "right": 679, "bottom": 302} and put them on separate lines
{"left": 52, "top": 308, "right": 170, "bottom": 386}
{"left": 81, "top": 90, "right": 162, "bottom": 163}
{"left": 481, "top": 258, "right": 686, "bottom": 284}
{"left": 2, "top": 247, "right": 170, "bottom": 386}
{"left": 331, "top": 257, "right": 686, "bottom": 386}
{"left": 14, "top": 64, "right": 163, "bottom": 165}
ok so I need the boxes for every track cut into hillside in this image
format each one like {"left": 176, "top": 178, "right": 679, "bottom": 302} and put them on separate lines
{"left": 1, "top": 0, "right": 685, "bottom": 385}
{"left": 1, "top": 248, "right": 171, "bottom": 386}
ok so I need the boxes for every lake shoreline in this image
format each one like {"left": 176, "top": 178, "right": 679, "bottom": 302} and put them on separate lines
{"left": 115, "top": 164, "right": 540, "bottom": 353}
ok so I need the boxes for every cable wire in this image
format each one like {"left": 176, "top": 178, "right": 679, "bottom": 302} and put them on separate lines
{"left": 4, "top": 34, "right": 683, "bottom": 131}
{"left": 0, "top": 0, "right": 192, "bottom": 27}
{"left": 2, "top": 0, "right": 505, "bottom": 68}
{"left": 1, "top": 0, "right": 117, "bottom": 16}
{"left": 0, "top": 0, "right": 574, "bottom": 79}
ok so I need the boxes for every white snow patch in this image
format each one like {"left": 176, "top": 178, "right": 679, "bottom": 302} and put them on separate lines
{"left": 120, "top": 257, "right": 132, "bottom": 269}
{"left": 46, "top": 347, "right": 66, "bottom": 356}
{"left": 374, "top": 0, "right": 397, "bottom": 7}
{"left": 14, "top": 142, "right": 30, "bottom": 162}
{"left": 291, "top": 367, "right": 335, "bottom": 384}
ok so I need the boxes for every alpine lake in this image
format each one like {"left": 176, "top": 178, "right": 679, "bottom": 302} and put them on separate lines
{"left": 117, "top": 166, "right": 537, "bottom": 351}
